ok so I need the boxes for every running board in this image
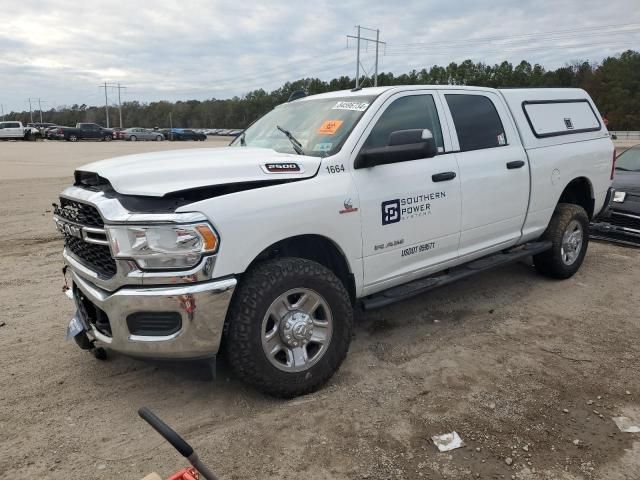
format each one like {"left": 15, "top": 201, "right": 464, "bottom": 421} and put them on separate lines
{"left": 361, "top": 241, "right": 552, "bottom": 310}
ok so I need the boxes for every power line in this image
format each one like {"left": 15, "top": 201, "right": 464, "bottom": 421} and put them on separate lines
{"left": 383, "top": 40, "right": 638, "bottom": 59}
{"left": 387, "top": 22, "right": 640, "bottom": 50}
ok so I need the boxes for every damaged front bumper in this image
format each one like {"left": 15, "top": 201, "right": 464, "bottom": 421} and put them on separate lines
{"left": 68, "top": 270, "right": 236, "bottom": 360}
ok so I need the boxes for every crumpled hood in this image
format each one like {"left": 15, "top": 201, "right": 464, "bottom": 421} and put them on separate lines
{"left": 77, "top": 147, "right": 321, "bottom": 196}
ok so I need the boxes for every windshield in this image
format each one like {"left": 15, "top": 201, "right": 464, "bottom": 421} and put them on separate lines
{"left": 231, "top": 96, "right": 376, "bottom": 157}
{"left": 616, "top": 146, "right": 640, "bottom": 172}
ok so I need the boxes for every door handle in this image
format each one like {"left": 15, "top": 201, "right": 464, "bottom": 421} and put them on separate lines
{"left": 432, "top": 172, "right": 456, "bottom": 182}
{"left": 506, "top": 160, "right": 525, "bottom": 169}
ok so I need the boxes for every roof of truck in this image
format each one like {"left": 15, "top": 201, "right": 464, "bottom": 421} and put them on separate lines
{"left": 296, "top": 85, "right": 500, "bottom": 101}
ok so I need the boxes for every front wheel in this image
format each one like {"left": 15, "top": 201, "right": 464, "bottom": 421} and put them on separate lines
{"left": 130, "top": 135, "right": 137, "bottom": 142}
{"left": 225, "top": 258, "right": 353, "bottom": 398}
{"left": 68, "top": 134, "right": 78, "bottom": 142}
{"left": 534, "top": 203, "right": 589, "bottom": 279}
{"left": 156, "top": 135, "right": 163, "bottom": 141}
{"left": 104, "top": 135, "right": 112, "bottom": 142}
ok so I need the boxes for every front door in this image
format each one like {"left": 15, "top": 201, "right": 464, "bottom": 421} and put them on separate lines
{"left": 352, "top": 91, "right": 462, "bottom": 295}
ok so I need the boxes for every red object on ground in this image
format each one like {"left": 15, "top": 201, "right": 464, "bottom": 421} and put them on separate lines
{"left": 166, "top": 467, "right": 199, "bottom": 480}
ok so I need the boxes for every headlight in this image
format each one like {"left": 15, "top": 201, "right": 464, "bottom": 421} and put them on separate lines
{"left": 106, "top": 223, "right": 218, "bottom": 269}
{"left": 613, "top": 191, "right": 626, "bottom": 203}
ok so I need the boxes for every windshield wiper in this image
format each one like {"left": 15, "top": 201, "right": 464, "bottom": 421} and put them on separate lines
{"left": 615, "top": 166, "right": 630, "bottom": 171}
{"left": 276, "top": 125, "right": 305, "bottom": 155}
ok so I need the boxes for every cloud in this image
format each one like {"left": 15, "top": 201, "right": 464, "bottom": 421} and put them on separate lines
{"left": 1, "top": 0, "right": 639, "bottom": 113}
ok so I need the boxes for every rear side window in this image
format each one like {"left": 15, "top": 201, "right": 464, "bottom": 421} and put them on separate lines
{"left": 364, "top": 95, "right": 444, "bottom": 151}
{"left": 446, "top": 94, "right": 506, "bottom": 151}
{"left": 522, "top": 99, "right": 601, "bottom": 138}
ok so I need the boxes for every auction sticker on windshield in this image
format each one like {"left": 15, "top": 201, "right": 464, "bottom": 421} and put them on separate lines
{"left": 318, "top": 120, "right": 344, "bottom": 135}
{"left": 332, "top": 101, "right": 369, "bottom": 111}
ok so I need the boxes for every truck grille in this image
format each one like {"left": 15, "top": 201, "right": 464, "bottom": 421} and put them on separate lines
{"left": 609, "top": 212, "right": 640, "bottom": 232}
{"left": 65, "top": 236, "right": 117, "bottom": 277}
{"left": 56, "top": 198, "right": 117, "bottom": 278}
{"left": 57, "top": 198, "right": 104, "bottom": 228}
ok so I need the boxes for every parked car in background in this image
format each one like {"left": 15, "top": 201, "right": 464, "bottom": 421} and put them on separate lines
{"left": 54, "top": 123, "right": 114, "bottom": 142}
{"left": 0, "top": 121, "right": 41, "bottom": 140}
{"left": 591, "top": 145, "right": 640, "bottom": 246}
{"left": 28, "top": 122, "right": 57, "bottom": 135}
{"left": 168, "top": 128, "right": 206, "bottom": 141}
{"left": 111, "top": 128, "right": 126, "bottom": 140}
{"left": 123, "top": 128, "right": 164, "bottom": 141}
{"left": 44, "top": 126, "right": 65, "bottom": 139}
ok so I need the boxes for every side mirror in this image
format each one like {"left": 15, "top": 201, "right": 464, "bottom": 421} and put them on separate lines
{"left": 354, "top": 129, "right": 437, "bottom": 169}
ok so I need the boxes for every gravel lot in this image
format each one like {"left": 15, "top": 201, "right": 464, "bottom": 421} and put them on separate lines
{"left": 1, "top": 139, "right": 639, "bottom": 479}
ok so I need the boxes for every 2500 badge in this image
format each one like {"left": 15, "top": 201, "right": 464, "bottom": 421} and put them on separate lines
{"left": 401, "top": 241, "right": 436, "bottom": 257}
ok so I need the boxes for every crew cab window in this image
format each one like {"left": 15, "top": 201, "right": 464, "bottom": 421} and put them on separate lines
{"left": 364, "top": 95, "right": 444, "bottom": 151}
{"left": 446, "top": 94, "right": 506, "bottom": 151}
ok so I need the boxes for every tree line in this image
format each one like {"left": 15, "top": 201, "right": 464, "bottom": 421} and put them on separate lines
{"left": 8, "top": 50, "right": 639, "bottom": 131}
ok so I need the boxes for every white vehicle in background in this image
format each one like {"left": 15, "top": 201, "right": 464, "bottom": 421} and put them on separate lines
{"left": 0, "top": 121, "right": 40, "bottom": 140}
{"left": 123, "top": 128, "right": 164, "bottom": 141}
{"left": 55, "top": 85, "right": 614, "bottom": 397}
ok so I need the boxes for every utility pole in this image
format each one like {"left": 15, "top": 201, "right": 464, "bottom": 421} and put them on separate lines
{"left": 28, "top": 98, "right": 33, "bottom": 123}
{"left": 347, "top": 26, "right": 386, "bottom": 88}
{"left": 374, "top": 29, "right": 380, "bottom": 87}
{"left": 100, "top": 83, "right": 126, "bottom": 128}
{"left": 0, "top": 104, "right": 4, "bottom": 121}
{"left": 99, "top": 82, "right": 109, "bottom": 128}
{"left": 117, "top": 83, "right": 123, "bottom": 128}
{"left": 356, "top": 26, "right": 361, "bottom": 88}
{"left": 38, "top": 98, "right": 44, "bottom": 123}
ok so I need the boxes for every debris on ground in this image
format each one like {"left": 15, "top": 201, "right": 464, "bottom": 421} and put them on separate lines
{"left": 0, "top": 321, "right": 5, "bottom": 327}
{"left": 432, "top": 432, "right": 464, "bottom": 452}
{"left": 505, "top": 457, "right": 513, "bottom": 466}
{"left": 612, "top": 416, "right": 640, "bottom": 433}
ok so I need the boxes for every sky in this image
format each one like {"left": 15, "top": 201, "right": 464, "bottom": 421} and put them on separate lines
{"left": 1, "top": 0, "right": 639, "bottom": 114}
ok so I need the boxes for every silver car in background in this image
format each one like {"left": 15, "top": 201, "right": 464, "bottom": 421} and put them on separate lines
{"left": 123, "top": 128, "right": 164, "bottom": 141}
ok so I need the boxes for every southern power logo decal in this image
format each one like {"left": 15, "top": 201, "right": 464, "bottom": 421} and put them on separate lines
{"left": 381, "top": 192, "right": 446, "bottom": 225}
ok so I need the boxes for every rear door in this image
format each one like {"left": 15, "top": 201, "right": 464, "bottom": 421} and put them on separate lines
{"left": 351, "top": 91, "right": 462, "bottom": 294}
{"left": 7, "top": 122, "right": 22, "bottom": 138}
{"left": 441, "top": 91, "right": 529, "bottom": 257}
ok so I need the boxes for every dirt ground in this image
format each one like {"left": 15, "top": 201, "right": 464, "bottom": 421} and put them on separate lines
{"left": 1, "top": 139, "right": 639, "bottom": 480}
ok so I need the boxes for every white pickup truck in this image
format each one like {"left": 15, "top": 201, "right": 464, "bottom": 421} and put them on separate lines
{"left": 55, "top": 85, "right": 614, "bottom": 397}
{"left": 0, "top": 121, "right": 40, "bottom": 140}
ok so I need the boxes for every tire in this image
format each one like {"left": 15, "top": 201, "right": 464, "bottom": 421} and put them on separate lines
{"left": 130, "top": 135, "right": 137, "bottom": 142}
{"left": 104, "top": 135, "right": 112, "bottom": 142}
{"left": 225, "top": 258, "right": 353, "bottom": 398}
{"left": 156, "top": 135, "right": 163, "bottom": 141}
{"left": 533, "top": 203, "right": 589, "bottom": 279}
{"left": 68, "top": 134, "right": 78, "bottom": 142}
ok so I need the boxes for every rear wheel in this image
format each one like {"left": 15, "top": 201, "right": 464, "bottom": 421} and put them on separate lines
{"left": 534, "top": 203, "right": 589, "bottom": 279}
{"left": 225, "top": 258, "right": 353, "bottom": 398}
{"left": 104, "top": 135, "right": 112, "bottom": 142}
{"left": 130, "top": 135, "right": 137, "bottom": 142}
{"left": 156, "top": 135, "right": 163, "bottom": 141}
{"left": 68, "top": 134, "right": 78, "bottom": 142}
